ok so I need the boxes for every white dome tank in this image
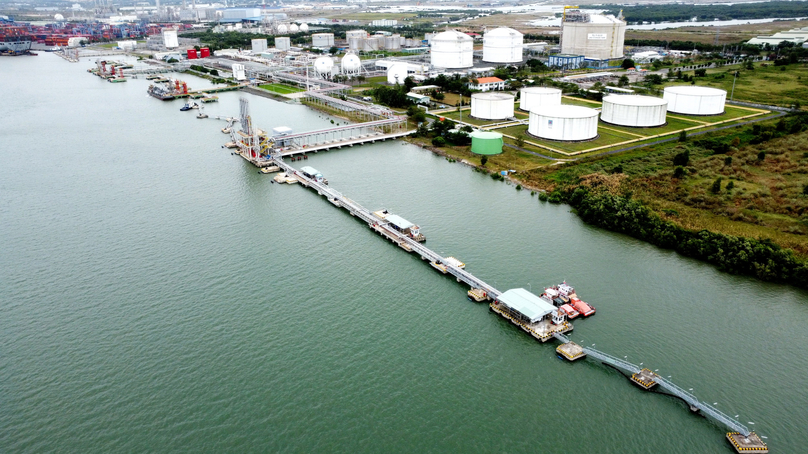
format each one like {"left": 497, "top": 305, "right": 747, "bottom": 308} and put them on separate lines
{"left": 314, "top": 56, "right": 334, "bottom": 77}
{"left": 663, "top": 86, "right": 726, "bottom": 116}
{"left": 341, "top": 53, "right": 361, "bottom": 74}
{"left": 387, "top": 62, "right": 409, "bottom": 84}
{"left": 529, "top": 105, "right": 599, "bottom": 141}
{"left": 601, "top": 95, "right": 668, "bottom": 127}
{"left": 276, "top": 24, "right": 288, "bottom": 34}
{"left": 54, "top": 13, "right": 65, "bottom": 21}
{"left": 430, "top": 30, "right": 473, "bottom": 68}
{"left": 299, "top": 23, "right": 309, "bottom": 32}
{"left": 471, "top": 92, "right": 515, "bottom": 120}
{"left": 289, "top": 24, "right": 299, "bottom": 33}
{"left": 519, "top": 87, "right": 562, "bottom": 112}
{"left": 483, "top": 27, "right": 523, "bottom": 63}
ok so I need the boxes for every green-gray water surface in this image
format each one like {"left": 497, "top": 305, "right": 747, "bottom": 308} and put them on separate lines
{"left": 2, "top": 54, "right": 807, "bottom": 453}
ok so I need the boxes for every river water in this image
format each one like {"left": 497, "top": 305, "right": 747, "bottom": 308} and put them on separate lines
{"left": 2, "top": 54, "right": 807, "bottom": 453}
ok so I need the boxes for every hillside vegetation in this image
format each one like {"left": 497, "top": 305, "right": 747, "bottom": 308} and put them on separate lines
{"left": 518, "top": 114, "right": 808, "bottom": 287}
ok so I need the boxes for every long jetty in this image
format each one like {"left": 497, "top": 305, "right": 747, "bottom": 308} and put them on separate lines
{"left": 268, "top": 157, "right": 767, "bottom": 453}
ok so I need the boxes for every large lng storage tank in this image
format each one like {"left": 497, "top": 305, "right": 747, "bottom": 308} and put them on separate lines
{"left": 483, "top": 27, "right": 523, "bottom": 63}
{"left": 471, "top": 92, "right": 515, "bottom": 120}
{"left": 430, "top": 30, "right": 473, "bottom": 68}
{"left": 470, "top": 131, "right": 504, "bottom": 155}
{"left": 275, "top": 36, "right": 291, "bottom": 51}
{"left": 519, "top": 87, "right": 562, "bottom": 112}
{"left": 663, "top": 86, "right": 727, "bottom": 115}
{"left": 529, "top": 105, "right": 599, "bottom": 141}
{"left": 312, "top": 33, "right": 335, "bottom": 47}
{"left": 561, "top": 10, "right": 626, "bottom": 60}
{"left": 601, "top": 95, "right": 667, "bottom": 127}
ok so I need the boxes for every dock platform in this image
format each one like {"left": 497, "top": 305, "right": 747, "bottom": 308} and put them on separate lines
{"left": 726, "top": 432, "right": 768, "bottom": 453}
{"left": 630, "top": 368, "right": 660, "bottom": 390}
{"left": 556, "top": 342, "right": 586, "bottom": 361}
{"left": 490, "top": 302, "right": 572, "bottom": 343}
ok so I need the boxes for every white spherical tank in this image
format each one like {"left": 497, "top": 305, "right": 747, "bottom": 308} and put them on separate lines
{"left": 529, "top": 105, "right": 599, "bottom": 141}
{"left": 519, "top": 87, "right": 562, "bottom": 112}
{"left": 471, "top": 92, "right": 515, "bottom": 120}
{"left": 276, "top": 24, "right": 288, "bottom": 34}
{"left": 54, "top": 13, "right": 64, "bottom": 21}
{"left": 663, "top": 86, "right": 727, "bottom": 115}
{"left": 314, "top": 56, "right": 334, "bottom": 77}
{"left": 601, "top": 95, "right": 668, "bottom": 127}
{"left": 387, "top": 62, "right": 409, "bottom": 84}
{"left": 430, "top": 30, "right": 473, "bottom": 68}
{"left": 299, "top": 23, "right": 309, "bottom": 32}
{"left": 341, "top": 53, "right": 361, "bottom": 74}
{"left": 483, "top": 27, "right": 523, "bottom": 63}
{"left": 289, "top": 24, "right": 299, "bottom": 33}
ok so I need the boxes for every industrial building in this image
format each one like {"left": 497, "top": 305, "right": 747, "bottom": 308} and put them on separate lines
{"left": 496, "top": 288, "right": 558, "bottom": 324}
{"left": 220, "top": 8, "right": 262, "bottom": 23}
{"left": 482, "top": 27, "right": 523, "bottom": 63}
{"left": 162, "top": 28, "right": 178, "bottom": 49}
{"left": 471, "top": 92, "right": 514, "bottom": 120}
{"left": 560, "top": 9, "right": 626, "bottom": 61}
{"left": 519, "top": 87, "right": 562, "bottom": 112}
{"left": 548, "top": 54, "right": 585, "bottom": 70}
{"left": 601, "top": 95, "right": 667, "bottom": 127}
{"left": 232, "top": 63, "right": 246, "bottom": 81}
{"left": 430, "top": 29, "right": 473, "bottom": 69}
{"left": 663, "top": 86, "right": 726, "bottom": 116}
{"left": 747, "top": 27, "right": 808, "bottom": 47}
{"left": 470, "top": 130, "right": 504, "bottom": 155}
{"left": 469, "top": 77, "right": 505, "bottom": 92}
{"left": 529, "top": 105, "right": 599, "bottom": 141}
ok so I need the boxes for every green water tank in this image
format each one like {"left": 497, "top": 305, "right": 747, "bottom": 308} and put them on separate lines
{"left": 470, "top": 130, "right": 504, "bottom": 155}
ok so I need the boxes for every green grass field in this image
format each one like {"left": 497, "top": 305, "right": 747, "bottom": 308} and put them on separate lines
{"left": 258, "top": 83, "right": 304, "bottom": 94}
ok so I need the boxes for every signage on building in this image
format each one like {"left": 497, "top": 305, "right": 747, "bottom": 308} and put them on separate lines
{"left": 587, "top": 33, "right": 607, "bottom": 40}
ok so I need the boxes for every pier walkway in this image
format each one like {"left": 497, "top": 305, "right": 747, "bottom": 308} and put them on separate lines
{"left": 274, "top": 118, "right": 411, "bottom": 156}
{"left": 271, "top": 157, "right": 759, "bottom": 446}
{"left": 553, "top": 333, "right": 751, "bottom": 436}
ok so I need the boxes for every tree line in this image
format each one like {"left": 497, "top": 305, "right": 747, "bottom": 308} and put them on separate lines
{"left": 602, "top": 1, "right": 808, "bottom": 24}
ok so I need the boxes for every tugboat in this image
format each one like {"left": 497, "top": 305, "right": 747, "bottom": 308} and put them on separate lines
{"left": 180, "top": 100, "right": 199, "bottom": 111}
{"left": 196, "top": 105, "right": 208, "bottom": 119}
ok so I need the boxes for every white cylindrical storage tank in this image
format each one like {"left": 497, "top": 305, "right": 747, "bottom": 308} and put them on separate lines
{"left": 314, "top": 56, "right": 334, "bottom": 77}
{"left": 346, "top": 29, "right": 367, "bottom": 40}
{"left": 299, "top": 23, "right": 309, "bottom": 32}
{"left": 387, "top": 62, "right": 409, "bottom": 84}
{"left": 312, "top": 33, "right": 335, "bottom": 47}
{"left": 471, "top": 92, "right": 515, "bottom": 120}
{"left": 430, "top": 30, "right": 473, "bottom": 68}
{"left": 663, "top": 86, "right": 727, "bottom": 115}
{"left": 519, "top": 87, "right": 562, "bottom": 112}
{"left": 385, "top": 34, "right": 401, "bottom": 50}
{"left": 289, "top": 24, "right": 299, "bottom": 33}
{"left": 601, "top": 95, "right": 667, "bottom": 127}
{"left": 341, "top": 53, "right": 361, "bottom": 74}
{"left": 276, "top": 24, "right": 288, "bottom": 34}
{"left": 483, "top": 27, "right": 523, "bottom": 63}
{"left": 529, "top": 105, "right": 599, "bottom": 141}
{"left": 275, "top": 36, "right": 291, "bottom": 51}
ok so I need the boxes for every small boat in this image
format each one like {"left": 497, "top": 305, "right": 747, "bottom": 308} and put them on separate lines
{"left": 180, "top": 100, "right": 199, "bottom": 111}
{"left": 570, "top": 297, "right": 595, "bottom": 317}
{"left": 222, "top": 127, "right": 231, "bottom": 134}
{"left": 559, "top": 304, "right": 579, "bottom": 319}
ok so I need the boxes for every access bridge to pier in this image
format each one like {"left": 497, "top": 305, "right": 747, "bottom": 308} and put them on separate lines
{"left": 267, "top": 157, "right": 766, "bottom": 452}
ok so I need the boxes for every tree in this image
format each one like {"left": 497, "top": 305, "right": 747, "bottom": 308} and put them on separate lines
{"left": 516, "top": 134, "right": 525, "bottom": 148}
{"left": 725, "top": 180, "right": 735, "bottom": 192}
{"left": 695, "top": 68, "right": 707, "bottom": 77}
{"left": 621, "top": 58, "right": 636, "bottom": 69}
{"left": 480, "top": 155, "right": 488, "bottom": 166}
{"left": 431, "top": 136, "right": 446, "bottom": 147}
{"left": 618, "top": 75, "right": 629, "bottom": 87}
{"left": 724, "top": 156, "right": 733, "bottom": 166}
{"left": 757, "top": 151, "right": 766, "bottom": 161}
{"left": 678, "top": 130, "right": 688, "bottom": 142}
{"left": 673, "top": 166, "right": 686, "bottom": 178}
{"left": 210, "top": 69, "right": 219, "bottom": 76}
{"left": 673, "top": 149, "right": 690, "bottom": 166}
{"left": 412, "top": 111, "right": 426, "bottom": 123}
{"left": 329, "top": 46, "right": 338, "bottom": 55}
{"left": 404, "top": 76, "right": 416, "bottom": 92}
{"left": 644, "top": 74, "right": 663, "bottom": 85}
{"left": 433, "top": 92, "right": 445, "bottom": 101}
{"left": 711, "top": 177, "right": 723, "bottom": 194}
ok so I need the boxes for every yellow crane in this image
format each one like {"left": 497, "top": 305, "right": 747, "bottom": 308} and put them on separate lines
{"left": 562, "top": 5, "right": 579, "bottom": 22}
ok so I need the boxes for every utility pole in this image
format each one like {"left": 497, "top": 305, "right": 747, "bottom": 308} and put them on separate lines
{"left": 730, "top": 71, "right": 738, "bottom": 101}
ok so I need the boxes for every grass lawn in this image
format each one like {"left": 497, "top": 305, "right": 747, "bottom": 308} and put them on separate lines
{"left": 600, "top": 116, "right": 703, "bottom": 138}
{"left": 560, "top": 96, "right": 603, "bottom": 107}
{"left": 258, "top": 83, "right": 304, "bottom": 94}
{"left": 439, "top": 110, "right": 499, "bottom": 126}
{"left": 664, "top": 62, "right": 808, "bottom": 107}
